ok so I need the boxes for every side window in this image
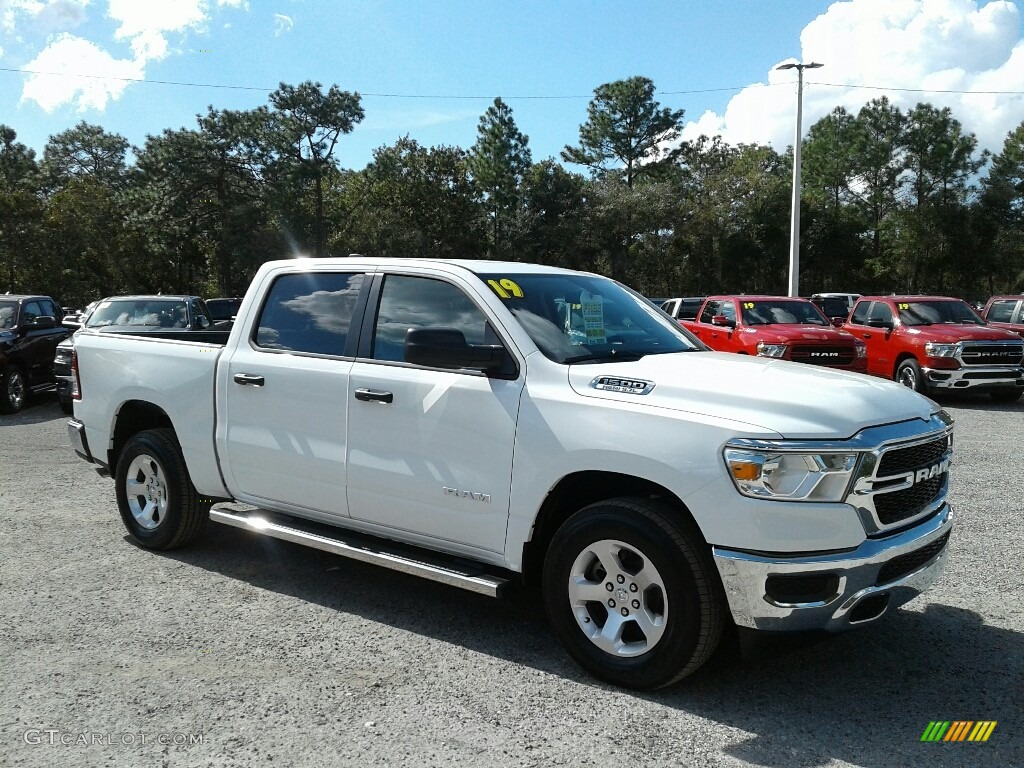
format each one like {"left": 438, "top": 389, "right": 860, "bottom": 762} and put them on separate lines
{"left": 698, "top": 301, "right": 720, "bottom": 324}
{"left": 23, "top": 300, "right": 44, "bottom": 323}
{"left": 254, "top": 272, "right": 365, "bottom": 356}
{"left": 850, "top": 302, "right": 870, "bottom": 325}
{"left": 719, "top": 301, "right": 737, "bottom": 324}
{"left": 868, "top": 302, "right": 893, "bottom": 324}
{"left": 39, "top": 299, "right": 59, "bottom": 318}
{"left": 987, "top": 300, "right": 1015, "bottom": 323}
{"left": 372, "top": 275, "right": 489, "bottom": 363}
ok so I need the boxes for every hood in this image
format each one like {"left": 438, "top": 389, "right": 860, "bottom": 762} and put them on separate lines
{"left": 899, "top": 324, "right": 1022, "bottom": 342}
{"left": 741, "top": 324, "right": 854, "bottom": 343}
{"left": 567, "top": 351, "right": 936, "bottom": 439}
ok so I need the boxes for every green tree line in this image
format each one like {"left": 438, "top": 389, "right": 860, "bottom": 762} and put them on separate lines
{"left": 2, "top": 76, "right": 1022, "bottom": 308}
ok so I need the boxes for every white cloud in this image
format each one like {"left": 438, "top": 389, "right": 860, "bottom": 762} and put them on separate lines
{"left": 106, "top": 0, "right": 209, "bottom": 60}
{"left": 20, "top": 33, "right": 143, "bottom": 111}
{"left": 14, "top": 0, "right": 250, "bottom": 112}
{"left": 273, "top": 12, "right": 292, "bottom": 36}
{"left": 684, "top": 0, "right": 1024, "bottom": 155}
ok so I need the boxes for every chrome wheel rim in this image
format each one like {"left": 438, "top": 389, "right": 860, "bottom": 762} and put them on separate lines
{"left": 568, "top": 538, "right": 668, "bottom": 657}
{"left": 124, "top": 453, "right": 169, "bottom": 530}
{"left": 7, "top": 371, "right": 24, "bottom": 409}
{"left": 898, "top": 366, "right": 917, "bottom": 390}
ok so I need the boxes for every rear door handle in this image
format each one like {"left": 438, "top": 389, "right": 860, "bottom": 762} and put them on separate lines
{"left": 233, "top": 373, "right": 265, "bottom": 386}
{"left": 355, "top": 388, "right": 393, "bottom": 404}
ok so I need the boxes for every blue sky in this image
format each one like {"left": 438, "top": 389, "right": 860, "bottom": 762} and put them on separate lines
{"left": 2, "top": 0, "right": 1023, "bottom": 170}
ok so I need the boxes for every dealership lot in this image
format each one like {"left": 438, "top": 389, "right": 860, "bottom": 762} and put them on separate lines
{"left": 1, "top": 394, "right": 1021, "bottom": 768}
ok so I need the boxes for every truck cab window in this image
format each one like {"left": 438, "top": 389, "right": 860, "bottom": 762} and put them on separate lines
{"left": 254, "top": 272, "right": 365, "bottom": 355}
{"left": 372, "top": 275, "right": 489, "bottom": 363}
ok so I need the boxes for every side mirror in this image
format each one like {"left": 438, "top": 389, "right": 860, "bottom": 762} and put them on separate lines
{"left": 404, "top": 328, "right": 510, "bottom": 374}
{"left": 832, "top": 318, "right": 845, "bottom": 327}
{"left": 867, "top": 317, "right": 893, "bottom": 330}
{"left": 26, "top": 315, "right": 56, "bottom": 329}
{"left": 711, "top": 314, "right": 735, "bottom": 328}
{"left": 195, "top": 315, "right": 211, "bottom": 329}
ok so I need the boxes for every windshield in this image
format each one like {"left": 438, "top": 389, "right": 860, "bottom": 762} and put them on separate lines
{"left": 740, "top": 300, "right": 829, "bottom": 326}
{"left": 898, "top": 300, "right": 985, "bottom": 326}
{"left": 478, "top": 273, "right": 702, "bottom": 364}
{"left": 0, "top": 301, "right": 17, "bottom": 329}
{"left": 86, "top": 298, "right": 189, "bottom": 328}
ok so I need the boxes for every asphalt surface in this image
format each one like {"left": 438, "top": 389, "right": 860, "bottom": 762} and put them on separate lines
{"left": 1, "top": 391, "right": 1021, "bottom": 768}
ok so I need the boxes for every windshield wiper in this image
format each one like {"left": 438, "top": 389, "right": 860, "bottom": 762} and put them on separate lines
{"left": 563, "top": 350, "right": 649, "bottom": 364}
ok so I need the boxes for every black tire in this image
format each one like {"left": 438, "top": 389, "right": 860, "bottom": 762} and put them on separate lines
{"left": 58, "top": 397, "right": 73, "bottom": 415}
{"left": 114, "top": 428, "right": 210, "bottom": 550}
{"left": 0, "top": 365, "right": 28, "bottom": 414}
{"left": 990, "top": 389, "right": 1022, "bottom": 404}
{"left": 542, "top": 497, "right": 725, "bottom": 690}
{"left": 895, "top": 359, "right": 928, "bottom": 394}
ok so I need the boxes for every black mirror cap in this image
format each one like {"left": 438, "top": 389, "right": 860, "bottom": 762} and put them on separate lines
{"left": 404, "top": 328, "right": 513, "bottom": 375}
{"left": 867, "top": 317, "right": 893, "bottom": 329}
{"left": 27, "top": 315, "right": 56, "bottom": 329}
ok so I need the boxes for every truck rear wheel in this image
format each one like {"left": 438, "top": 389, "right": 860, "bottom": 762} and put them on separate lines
{"left": 542, "top": 498, "right": 725, "bottom": 689}
{"left": 115, "top": 428, "right": 210, "bottom": 550}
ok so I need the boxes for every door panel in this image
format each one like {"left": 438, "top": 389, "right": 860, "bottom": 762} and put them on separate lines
{"left": 219, "top": 272, "right": 365, "bottom": 517}
{"left": 345, "top": 273, "right": 524, "bottom": 552}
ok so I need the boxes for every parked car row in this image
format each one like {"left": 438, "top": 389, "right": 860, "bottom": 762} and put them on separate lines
{"left": 655, "top": 291, "right": 1024, "bottom": 403}
{"left": 0, "top": 295, "right": 69, "bottom": 413}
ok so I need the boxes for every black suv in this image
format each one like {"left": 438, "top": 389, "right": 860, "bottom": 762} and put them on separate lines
{"left": 0, "top": 295, "right": 69, "bottom": 413}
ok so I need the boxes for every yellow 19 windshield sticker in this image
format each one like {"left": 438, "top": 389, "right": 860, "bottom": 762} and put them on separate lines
{"left": 487, "top": 279, "right": 524, "bottom": 299}
{"left": 743, "top": 302, "right": 755, "bottom": 309}
{"left": 898, "top": 303, "right": 910, "bottom": 310}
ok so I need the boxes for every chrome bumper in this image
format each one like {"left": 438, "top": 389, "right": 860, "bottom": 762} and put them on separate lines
{"left": 713, "top": 504, "right": 952, "bottom": 632}
{"left": 922, "top": 364, "right": 1024, "bottom": 390}
{"left": 68, "top": 419, "right": 109, "bottom": 477}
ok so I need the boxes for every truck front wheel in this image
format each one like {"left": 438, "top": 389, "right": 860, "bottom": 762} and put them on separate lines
{"left": 115, "top": 428, "right": 210, "bottom": 550}
{"left": 896, "top": 359, "right": 928, "bottom": 394}
{"left": 542, "top": 498, "right": 725, "bottom": 689}
{"left": 0, "top": 365, "right": 27, "bottom": 414}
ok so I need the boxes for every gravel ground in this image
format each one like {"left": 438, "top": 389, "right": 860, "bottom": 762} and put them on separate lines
{"left": 1, "top": 392, "right": 1021, "bottom": 768}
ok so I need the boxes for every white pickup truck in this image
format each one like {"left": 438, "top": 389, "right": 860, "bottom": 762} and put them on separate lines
{"left": 68, "top": 258, "right": 954, "bottom": 689}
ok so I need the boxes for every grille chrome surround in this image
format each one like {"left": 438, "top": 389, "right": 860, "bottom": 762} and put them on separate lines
{"left": 847, "top": 430, "right": 953, "bottom": 534}
{"left": 957, "top": 340, "right": 1024, "bottom": 366}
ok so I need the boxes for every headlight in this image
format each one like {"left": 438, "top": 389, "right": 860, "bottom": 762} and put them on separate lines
{"left": 756, "top": 342, "right": 787, "bottom": 358}
{"left": 724, "top": 448, "right": 858, "bottom": 502}
{"left": 854, "top": 343, "right": 867, "bottom": 358}
{"left": 924, "top": 342, "right": 959, "bottom": 358}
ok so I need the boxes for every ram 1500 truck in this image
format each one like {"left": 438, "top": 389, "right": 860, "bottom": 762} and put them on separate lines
{"left": 67, "top": 258, "right": 955, "bottom": 689}
{"left": 980, "top": 295, "right": 1024, "bottom": 338}
{"left": 845, "top": 295, "right": 1024, "bottom": 403}
{"left": 681, "top": 295, "right": 867, "bottom": 371}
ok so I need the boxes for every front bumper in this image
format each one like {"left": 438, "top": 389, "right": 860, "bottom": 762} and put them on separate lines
{"left": 922, "top": 364, "right": 1024, "bottom": 391}
{"left": 713, "top": 504, "right": 952, "bottom": 631}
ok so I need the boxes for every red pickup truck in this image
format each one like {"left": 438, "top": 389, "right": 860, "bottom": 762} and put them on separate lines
{"left": 845, "top": 295, "right": 1024, "bottom": 402}
{"left": 680, "top": 295, "right": 867, "bottom": 371}
{"left": 980, "top": 295, "right": 1024, "bottom": 338}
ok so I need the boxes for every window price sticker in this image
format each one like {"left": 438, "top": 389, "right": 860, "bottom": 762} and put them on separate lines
{"left": 581, "top": 295, "right": 606, "bottom": 344}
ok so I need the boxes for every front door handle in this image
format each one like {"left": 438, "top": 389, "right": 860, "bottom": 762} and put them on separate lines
{"left": 233, "top": 373, "right": 265, "bottom": 386}
{"left": 355, "top": 388, "right": 393, "bottom": 404}
{"left": 862, "top": 333, "right": 872, "bottom": 339}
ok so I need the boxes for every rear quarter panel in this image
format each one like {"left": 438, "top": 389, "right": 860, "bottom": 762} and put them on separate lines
{"left": 73, "top": 332, "right": 228, "bottom": 497}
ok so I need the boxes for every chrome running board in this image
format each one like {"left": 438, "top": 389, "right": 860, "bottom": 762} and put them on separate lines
{"left": 209, "top": 507, "right": 508, "bottom": 597}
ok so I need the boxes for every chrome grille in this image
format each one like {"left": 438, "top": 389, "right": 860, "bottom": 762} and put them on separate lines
{"left": 958, "top": 341, "right": 1024, "bottom": 366}
{"left": 877, "top": 435, "right": 950, "bottom": 477}
{"left": 874, "top": 475, "right": 944, "bottom": 525}
{"left": 847, "top": 427, "right": 953, "bottom": 534}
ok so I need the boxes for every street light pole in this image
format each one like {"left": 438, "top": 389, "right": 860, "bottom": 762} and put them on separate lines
{"left": 776, "top": 61, "right": 822, "bottom": 298}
